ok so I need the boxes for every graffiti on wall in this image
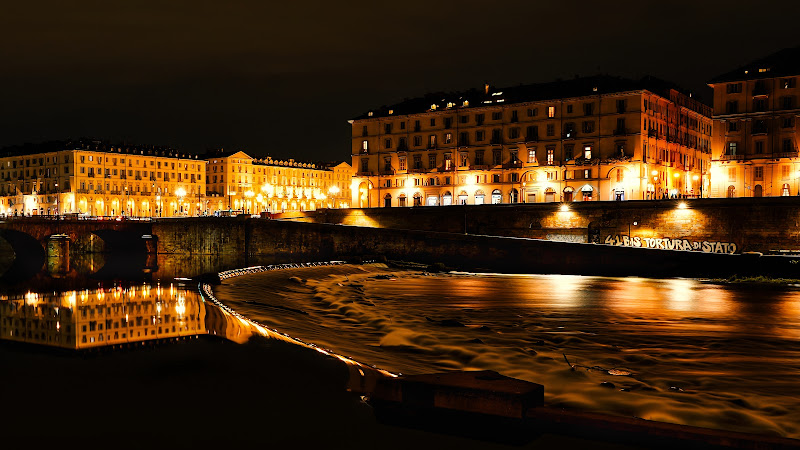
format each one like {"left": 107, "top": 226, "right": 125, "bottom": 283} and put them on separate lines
{"left": 603, "top": 235, "right": 737, "bottom": 254}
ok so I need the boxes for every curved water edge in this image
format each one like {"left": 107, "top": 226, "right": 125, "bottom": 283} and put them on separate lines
{"left": 209, "top": 263, "right": 800, "bottom": 441}
{"left": 199, "top": 260, "right": 398, "bottom": 395}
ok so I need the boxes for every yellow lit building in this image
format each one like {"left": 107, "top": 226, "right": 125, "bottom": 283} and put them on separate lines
{"left": 0, "top": 140, "right": 206, "bottom": 217}
{"left": 204, "top": 150, "right": 352, "bottom": 214}
{"left": 707, "top": 46, "right": 800, "bottom": 198}
{"left": 350, "top": 75, "right": 712, "bottom": 207}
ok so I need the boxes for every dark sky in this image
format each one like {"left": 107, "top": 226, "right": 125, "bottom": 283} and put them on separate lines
{"left": 1, "top": 1, "right": 798, "bottom": 162}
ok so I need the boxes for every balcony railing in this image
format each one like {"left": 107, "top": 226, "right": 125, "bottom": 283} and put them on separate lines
{"left": 719, "top": 154, "right": 745, "bottom": 161}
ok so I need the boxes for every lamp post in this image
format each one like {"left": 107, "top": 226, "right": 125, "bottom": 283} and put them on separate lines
{"left": 176, "top": 187, "right": 186, "bottom": 216}
{"left": 328, "top": 184, "right": 340, "bottom": 208}
{"left": 124, "top": 186, "right": 129, "bottom": 217}
{"left": 244, "top": 190, "right": 254, "bottom": 214}
{"left": 55, "top": 182, "right": 59, "bottom": 216}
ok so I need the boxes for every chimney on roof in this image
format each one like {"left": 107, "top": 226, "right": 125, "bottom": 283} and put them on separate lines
{"left": 484, "top": 82, "right": 490, "bottom": 94}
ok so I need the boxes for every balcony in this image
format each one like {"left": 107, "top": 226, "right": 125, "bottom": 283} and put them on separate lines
{"left": 503, "top": 161, "right": 523, "bottom": 169}
{"left": 752, "top": 86, "right": 769, "bottom": 97}
{"left": 719, "top": 154, "right": 745, "bottom": 161}
{"left": 776, "top": 151, "right": 799, "bottom": 159}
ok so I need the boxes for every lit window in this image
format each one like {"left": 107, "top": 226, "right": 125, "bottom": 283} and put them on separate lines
{"left": 583, "top": 145, "right": 592, "bottom": 160}
{"left": 547, "top": 106, "right": 555, "bottom": 118}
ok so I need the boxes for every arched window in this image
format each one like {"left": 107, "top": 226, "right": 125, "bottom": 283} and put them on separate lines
{"left": 563, "top": 186, "right": 574, "bottom": 203}
{"left": 384, "top": 193, "right": 392, "bottom": 208}
{"left": 398, "top": 193, "right": 407, "bottom": 207}
{"left": 458, "top": 190, "right": 468, "bottom": 205}
{"left": 782, "top": 183, "right": 790, "bottom": 196}
{"left": 727, "top": 185, "right": 736, "bottom": 198}
{"left": 491, "top": 189, "right": 502, "bottom": 204}
{"left": 545, "top": 188, "right": 556, "bottom": 203}
{"left": 754, "top": 184, "right": 763, "bottom": 197}
{"left": 474, "top": 189, "right": 485, "bottom": 205}
{"left": 509, "top": 188, "right": 519, "bottom": 203}
{"left": 580, "top": 185, "right": 594, "bottom": 201}
{"left": 413, "top": 192, "right": 422, "bottom": 206}
{"left": 442, "top": 191, "right": 452, "bottom": 206}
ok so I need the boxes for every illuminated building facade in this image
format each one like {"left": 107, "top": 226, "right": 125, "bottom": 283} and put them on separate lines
{"left": 350, "top": 75, "right": 712, "bottom": 207}
{"left": 0, "top": 140, "right": 206, "bottom": 217}
{"left": 204, "top": 150, "right": 352, "bottom": 213}
{"left": 707, "top": 46, "right": 800, "bottom": 198}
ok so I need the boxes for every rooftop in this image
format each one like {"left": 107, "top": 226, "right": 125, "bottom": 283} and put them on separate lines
{"left": 353, "top": 75, "right": 704, "bottom": 120}
{"left": 708, "top": 46, "right": 800, "bottom": 84}
{"left": 0, "top": 138, "right": 199, "bottom": 159}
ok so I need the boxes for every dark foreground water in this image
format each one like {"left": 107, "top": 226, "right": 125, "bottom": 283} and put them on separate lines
{"left": 2, "top": 251, "right": 799, "bottom": 441}
{"left": 214, "top": 265, "right": 800, "bottom": 439}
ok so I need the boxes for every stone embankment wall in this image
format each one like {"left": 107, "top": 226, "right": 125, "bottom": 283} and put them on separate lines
{"left": 294, "top": 197, "right": 800, "bottom": 254}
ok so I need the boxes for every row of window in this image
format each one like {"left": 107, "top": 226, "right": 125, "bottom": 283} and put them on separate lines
{"left": 726, "top": 139, "right": 797, "bottom": 155}
{"left": 725, "top": 77, "right": 797, "bottom": 94}
{"left": 78, "top": 155, "right": 201, "bottom": 172}
{"left": 725, "top": 96, "right": 796, "bottom": 113}
{"left": 363, "top": 120, "right": 634, "bottom": 152}
{"left": 364, "top": 101, "right": 634, "bottom": 136}
{"left": 727, "top": 117, "right": 796, "bottom": 132}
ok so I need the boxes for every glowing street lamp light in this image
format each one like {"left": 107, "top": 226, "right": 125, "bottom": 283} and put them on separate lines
{"left": 176, "top": 187, "right": 186, "bottom": 216}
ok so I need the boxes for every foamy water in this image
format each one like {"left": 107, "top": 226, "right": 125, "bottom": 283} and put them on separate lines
{"left": 213, "top": 264, "right": 800, "bottom": 439}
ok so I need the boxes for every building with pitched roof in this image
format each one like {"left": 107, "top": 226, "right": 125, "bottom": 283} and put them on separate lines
{"left": 349, "top": 75, "right": 712, "bottom": 208}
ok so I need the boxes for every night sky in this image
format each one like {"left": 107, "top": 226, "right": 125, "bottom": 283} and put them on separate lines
{"left": 1, "top": 1, "right": 798, "bottom": 162}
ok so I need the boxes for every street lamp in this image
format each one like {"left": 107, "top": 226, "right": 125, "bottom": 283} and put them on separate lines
{"left": 245, "top": 190, "right": 254, "bottom": 214}
{"left": 124, "top": 186, "right": 129, "bottom": 217}
{"left": 55, "top": 182, "right": 59, "bottom": 216}
{"left": 176, "top": 187, "right": 186, "bottom": 216}
{"left": 328, "top": 185, "right": 340, "bottom": 208}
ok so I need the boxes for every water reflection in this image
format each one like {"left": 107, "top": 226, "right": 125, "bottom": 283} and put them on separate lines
{"left": 0, "top": 284, "right": 210, "bottom": 349}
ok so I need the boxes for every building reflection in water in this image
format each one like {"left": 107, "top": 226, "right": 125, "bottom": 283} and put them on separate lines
{"left": 0, "top": 279, "right": 393, "bottom": 395}
{"left": 0, "top": 284, "right": 213, "bottom": 349}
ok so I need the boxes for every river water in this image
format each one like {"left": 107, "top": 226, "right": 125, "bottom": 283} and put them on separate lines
{"left": 2, "top": 253, "right": 799, "bottom": 440}
{"left": 213, "top": 264, "right": 800, "bottom": 440}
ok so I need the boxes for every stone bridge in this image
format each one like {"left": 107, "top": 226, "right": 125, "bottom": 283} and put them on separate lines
{"left": 0, "top": 218, "right": 154, "bottom": 260}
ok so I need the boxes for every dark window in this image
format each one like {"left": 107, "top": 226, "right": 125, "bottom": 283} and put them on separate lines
{"left": 492, "top": 150, "right": 502, "bottom": 165}
{"left": 475, "top": 114, "right": 484, "bottom": 125}
{"left": 444, "top": 117, "right": 453, "bottom": 129}
{"left": 615, "top": 118, "right": 626, "bottom": 134}
{"left": 400, "top": 121, "right": 406, "bottom": 130}
{"left": 475, "top": 150, "right": 484, "bottom": 165}
{"left": 581, "top": 121, "right": 594, "bottom": 133}
{"left": 384, "top": 138, "right": 392, "bottom": 149}
{"left": 362, "top": 125, "right": 368, "bottom": 136}
{"left": 726, "top": 101, "right": 738, "bottom": 114}
{"left": 491, "top": 129, "right": 502, "bottom": 144}
{"left": 567, "top": 105, "right": 573, "bottom": 114}
{"left": 492, "top": 111, "right": 502, "bottom": 121}
{"left": 414, "top": 120, "right": 421, "bottom": 131}
{"left": 546, "top": 124, "right": 555, "bottom": 136}
{"left": 430, "top": 118, "right": 436, "bottom": 126}
{"left": 476, "top": 130, "right": 485, "bottom": 141}
{"left": 526, "top": 125, "right": 538, "bottom": 140}
{"left": 616, "top": 99, "right": 626, "bottom": 113}
{"left": 781, "top": 96, "right": 795, "bottom": 109}
{"left": 727, "top": 121, "right": 740, "bottom": 132}
{"left": 509, "top": 127, "right": 520, "bottom": 139}
{"left": 511, "top": 110, "right": 519, "bottom": 122}
{"left": 459, "top": 115, "right": 469, "bottom": 123}
{"left": 583, "top": 103, "right": 594, "bottom": 115}
{"left": 459, "top": 132, "right": 469, "bottom": 145}
{"left": 726, "top": 83, "right": 743, "bottom": 93}
{"left": 384, "top": 123, "right": 392, "bottom": 134}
